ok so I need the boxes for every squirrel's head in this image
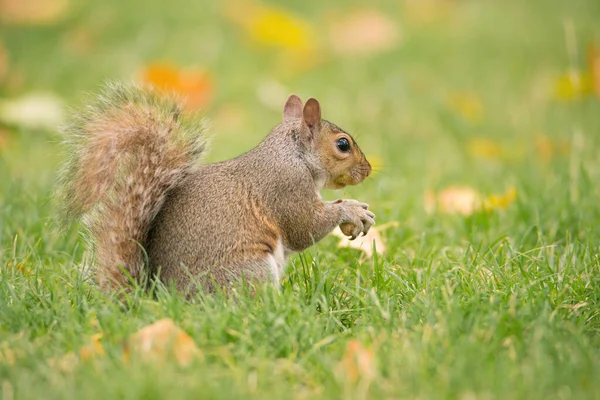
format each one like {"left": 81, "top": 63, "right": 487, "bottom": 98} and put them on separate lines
{"left": 282, "top": 94, "right": 371, "bottom": 190}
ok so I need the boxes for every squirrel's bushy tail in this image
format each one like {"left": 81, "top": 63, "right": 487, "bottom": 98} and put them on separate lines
{"left": 58, "top": 82, "right": 207, "bottom": 290}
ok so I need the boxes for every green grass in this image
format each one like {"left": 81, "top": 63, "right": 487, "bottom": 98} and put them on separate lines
{"left": 2, "top": 0, "right": 600, "bottom": 398}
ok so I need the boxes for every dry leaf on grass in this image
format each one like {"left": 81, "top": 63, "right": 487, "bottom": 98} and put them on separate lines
{"left": 224, "top": 1, "right": 315, "bottom": 53}
{"left": 48, "top": 319, "right": 200, "bottom": 371}
{"left": 425, "top": 186, "right": 517, "bottom": 215}
{"left": 447, "top": 92, "right": 484, "bottom": 122}
{"left": 588, "top": 43, "right": 600, "bottom": 99}
{"left": 125, "top": 318, "right": 202, "bottom": 367}
{"left": 336, "top": 340, "right": 376, "bottom": 384}
{"left": 141, "top": 64, "right": 213, "bottom": 111}
{"left": 554, "top": 71, "right": 593, "bottom": 100}
{"left": 0, "top": 93, "right": 64, "bottom": 130}
{"left": 0, "top": 0, "right": 70, "bottom": 25}
{"left": 332, "top": 221, "right": 398, "bottom": 261}
{"left": 328, "top": 10, "right": 400, "bottom": 56}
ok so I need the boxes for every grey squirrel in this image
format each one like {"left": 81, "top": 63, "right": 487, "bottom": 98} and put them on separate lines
{"left": 59, "top": 83, "right": 374, "bottom": 295}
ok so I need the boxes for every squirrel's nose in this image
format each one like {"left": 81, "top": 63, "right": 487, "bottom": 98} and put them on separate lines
{"left": 364, "top": 160, "right": 372, "bottom": 177}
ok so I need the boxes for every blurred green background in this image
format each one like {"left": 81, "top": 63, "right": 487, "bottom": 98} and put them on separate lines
{"left": 1, "top": 0, "right": 600, "bottom": 399}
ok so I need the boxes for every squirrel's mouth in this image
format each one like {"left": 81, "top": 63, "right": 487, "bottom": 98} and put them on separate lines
{"left": 329, "top": 165, "right": 371, "bottom": 189}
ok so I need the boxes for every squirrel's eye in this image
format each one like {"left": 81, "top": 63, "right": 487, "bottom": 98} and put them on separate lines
{"left": 336, "top": 138, "right": 350, "bottom": 152}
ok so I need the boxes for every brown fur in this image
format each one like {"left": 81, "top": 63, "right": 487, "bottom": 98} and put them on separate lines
{"left": 60, "top": 84, "right": 374, "bottom": 295}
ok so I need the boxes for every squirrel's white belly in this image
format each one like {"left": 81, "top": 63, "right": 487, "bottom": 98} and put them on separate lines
{"left": 267, "top": 239, "right": 288, "bottom": 283}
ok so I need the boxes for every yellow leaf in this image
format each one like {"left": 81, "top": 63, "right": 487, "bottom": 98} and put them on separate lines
{"left": 79, "top": 333, "right": 105, "bottom": 361}
{"left": 483, "top": 187, "right": 517, "bottom": 211}
{"left": 554, "top": 71, "right": 593, "bottom": 100}
{"left": 225, "top": 1, "right": 315, "bottom": 52}
{"left": 425, "top": 186, "right": 516, "bottom": 215}
{"left": 126, "top": 318, "right": 202, "bottom": 367}
{"left": 467, "top": 138, "right": 504, "bottom": 160}
{"left": 332, "top": 221, "right": 397, "bottom": 261}
{"left": 328, "top": 10, "right": 400, "bottom": 56}
{"left": 448, "top": 93, "right": 484, "bottom": 122}
{"left": 424, "top": 186, "right": 481, "bottom": 215}
{"left": 141, "top": 64, "right": 213, "bottom": 111}
{"left": 337, "top": 340, "right": 376, "bottom": 384}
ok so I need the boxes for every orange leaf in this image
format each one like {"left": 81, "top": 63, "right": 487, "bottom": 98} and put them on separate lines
{"left": 126, "top": 318, "right": 202, "bottom": 367}
{"left": 0, "top": 0, "right": 70, "bottom": 25}
{"left": 141, "top": 64, "right": 213, "bottom": 111}
{"left": 79, "top": 333, "right": 105, "bottom": 361}
{"left": 337, "top": 340, "right": 376, "bottom": 383}
{"left": 588, "top": 43, "right": 600, "bottom": 99}
{"left": 328, "top": 10, "right": 400, "bottom": 56}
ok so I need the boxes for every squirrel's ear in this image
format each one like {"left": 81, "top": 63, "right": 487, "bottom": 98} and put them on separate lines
{"left": 302, "top": 98, "right": 321, "bottom": 131}
{"left": 283, "top": 94, "right": 303, "bottom": 122}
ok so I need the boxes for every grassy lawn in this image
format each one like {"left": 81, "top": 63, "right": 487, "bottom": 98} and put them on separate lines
{"left": 1, "top": 0, "right": 600, "bottom": 398}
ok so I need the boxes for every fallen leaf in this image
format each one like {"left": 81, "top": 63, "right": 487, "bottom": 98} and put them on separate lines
{"left": 337, "top": 340, "right": 376, "bottom": 384}
{"left": 467, "top": 138, "right": 504, "bottom": 160}
{"left": 47, "top": 334, "right": 104, "bottom": 372}
{"left": 554, "top": 70, "right": 593, "bottom": 100}
{"left": 534, "top": 134, "right": 571, "bottom": 162}
{"left": 126, "top": 318, "right": 202, "bottom": 367}
{"left": 328, "top": 10, "right": 400, "bottom": 56}
{"left": 332, "top": 221, "right": 398, "bottom": 261}
{"left": 588, "top": 43, "right": 600, "bottom": 99}
{"left": 225, "top": 1, "right": 315, "bottom": 53}
{"left": 425, "top": 186, "right": 480, "bottom": 215}
{"left": 224, "top": 0, "right": 321, "bottom": 74}
{"left": 79, "top": 333, "right": 105, "bottom": 361}
{"left": 141, "top": 64, "right": 213, "bottom": 111}
{"left": 0, "top": 0, "right": 70, "bottom": 25}
{"left": 425, "top": 186, "right": 517, "bottom": 215}
{"left": 448, "top": 93, "right": 484, "bottom": 122}
{"left": 0, "top": 93, "right": 64, "bottom": 130}
{"left": 482, "top": 187, "right": 517, "bottom": 211}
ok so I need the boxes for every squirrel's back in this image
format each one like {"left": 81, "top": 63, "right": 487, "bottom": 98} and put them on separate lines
{"left": 58, "top": 83, "right": 207, "bottom": 290}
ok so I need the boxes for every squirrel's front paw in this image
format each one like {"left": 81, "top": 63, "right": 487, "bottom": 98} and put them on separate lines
{"left": 337, "top": 199, "right": 375, "bottom": 240}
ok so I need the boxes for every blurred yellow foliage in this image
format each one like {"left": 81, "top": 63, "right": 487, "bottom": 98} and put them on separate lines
{"left": 535, "top": 134, "right": 571, "bottom": 162}
{"left": 224, "top": 1, "right": 320, "bottom": 74}
{"left": 483, "top": 187, "right": 517, "bottom": 212}
{"left": 141, "top": 64, "right": 213, "bottom": 111}
{"left": 448, "top": 93, "right": 484, "bottom": 122}
{"left": 554, "top": 71, "right": 593, "bottom": 100}
{"left": 467, "top": 138, "right": 503, "bottom": 160}
{"left": 225, "top": 1, "right": 314, "bottom": 53}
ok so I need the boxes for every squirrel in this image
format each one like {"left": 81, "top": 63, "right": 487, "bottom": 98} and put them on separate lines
{"left": 59, "top": 82, "right": 375, "bottom": 295}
